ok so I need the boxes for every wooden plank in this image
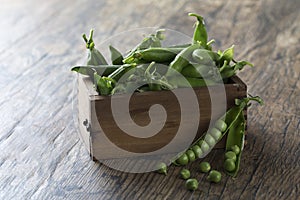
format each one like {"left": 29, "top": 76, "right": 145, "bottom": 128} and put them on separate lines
{"left": 0, "top": 0, "right": 299, "bottom": 199}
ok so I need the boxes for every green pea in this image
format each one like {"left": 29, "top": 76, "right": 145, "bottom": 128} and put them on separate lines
{"left": 177, "top": 153, "right": 189, "bottom": 166}
{"left": 209, "top": 128, "right": 222, "bottom": 140}
{"left": 186, "top": 150, "right": 196, "bottom": 162}
{"left": 157, "top": 162, "right": 167, "bottom": 175}
{"left": 224, "top": 159, "right": 236, "bottom": 172}
{"left": 231, "top": 145, "right": 240, "bottom": 155}
{"left": 198, "top": 140, "right": 210, "bottom": 153}
{"left": 185, "top": 178, "right": 199, "bottom": 191}
{"left": 199, "top": 161, "right": 211, "bottom": 173}
{"left": 215, "top": 119, "right": 227, "bottom": 132}
{"left": 180, "top": 169, "right": 191, "bottom": 180}
{"left": 191, "top": 145, "right": 203, "bottom": 158}
{"left": 225, "top": 151, "right": 237, "bottom": 162}
{"left": 207, "top": 170, "right": 222, "bottom": 183}
{"left": 204, "top": 134, "right": 216, "bottom": 147}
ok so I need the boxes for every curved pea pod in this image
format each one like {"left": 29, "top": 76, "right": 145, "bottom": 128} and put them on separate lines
{"left": 109, "top": 45, "right": 124, "bottom": 65}
{"left": 165, "top": 43, "right": 201, "bottom": 77}
{"left": 225, "top": 112, "right": 245, "bottom": 177}
{"left": 192, "top": 49, "right": 219, "bottom": 65}
{"left": 83, "top": 29, "right": 108, "bottom": 65}
{"left": 71, "top": 65, "right": 121, "bottom": 77}
{"left": 181, "top": 63, "right": 212, "bottom": 78}
{"left": 188, "top": 13, "right": 208, "bottom": 48}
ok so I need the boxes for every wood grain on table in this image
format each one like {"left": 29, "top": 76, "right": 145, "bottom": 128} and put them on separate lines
{"left": 0, "top": 0, "right": 299, "bottom": 199}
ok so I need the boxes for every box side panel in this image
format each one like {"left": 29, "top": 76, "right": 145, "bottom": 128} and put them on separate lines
{"left": 89, "top": 76, "right": 247, "bottom": 160}
{"left": 78, "top": 75, "right": 92, "bottom": 156}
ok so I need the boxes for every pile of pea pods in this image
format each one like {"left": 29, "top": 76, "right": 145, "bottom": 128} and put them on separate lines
{"left": 72, "top": 13, "right": 254, "bottom": 96}
{"left": 72, "top": 13, "right": 264, "bottom": 191}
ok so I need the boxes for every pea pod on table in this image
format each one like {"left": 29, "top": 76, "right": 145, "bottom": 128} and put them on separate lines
{"left": 224, "top": 112, "right": 245, "bottom": 177}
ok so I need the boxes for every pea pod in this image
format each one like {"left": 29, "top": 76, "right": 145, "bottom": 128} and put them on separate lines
{"left": 166, "top": 43, "right": 201, "bottom": 77}
{"left": 171, "top": 96, "right": 263, "bottom": 166}
{"left": 108, "top": 64, "right": 136, "bottom": 81}
{"left": 224, "top": 112, "right": 245, "bottom": 177}
{"left": 109, "top": 45, "right": 124, "bottom": 65}
{"left": 124, "top": 47, "right": 183, "bottom": 64}
{"left": 123, "top": 29, "right": 165, "bottom": 62}
{"left": 166, "top": 43, "right": 191, "bottom": 48}
{"left": 189, "top": 13, "right": 208, "bottom": 48}
{"left": 181, "top": 64, "right": 212, "bottom": 78}
{"left": 93, "top": 73, "right": 115, "bottom": 95}
{"left": 220, "top": 60, "right": 253, "bottom": 79}
{"left": 192, "top": 49, "right": 219, "bottom": 65}
{"left": 71, "top": 65, "right": 121, "bottom": 77}
{"left": 83, "top": 29, "right": 108, "bottom": 65}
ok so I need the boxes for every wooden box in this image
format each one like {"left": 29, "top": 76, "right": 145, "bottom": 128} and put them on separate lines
{"left": 77, "top": 75, "right": 247, "bottom": 161}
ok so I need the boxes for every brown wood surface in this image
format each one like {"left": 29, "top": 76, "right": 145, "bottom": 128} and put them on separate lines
{"left": 0, "top": 0, "right": 299, "bottom": 199}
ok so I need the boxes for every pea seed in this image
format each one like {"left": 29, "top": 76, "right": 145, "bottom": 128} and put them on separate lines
{"left": 207, "top": 170, "right": 222, "bottom": 183}
{"left": 224, "top": 159, "right": 236, "bottom": 172}
{"left": 180, "top": 169, "right": 191, "bottom": 180}
{"left": 209, "top": 128, "right": 222, "bottom": 140}
{"left": 199, "top": 161, "right": 211, "bottom": 173}
{"left": 177, "top": 153, "right": 189, "bottom": 166}
{"left": 225, "top": 151, "right": 237, "bottom": 162}
{"left": 185, "top": 178, "right": 199, "bottom": 191}
{"left": 231, "top": 145, "right": 240, "bottom": 155}
{"left": 198, "top": 140, "right": 210, "bottom": 153}
{"left": 215, "top": 119, "right": 227, "bottom": 132}
{"left": 204, "top": 134, "right": 216, "bottom": 147}
{"left": 192, "top": 145, "right": 203, "bottom": 158}
{"left": 157, "top": 162, "right": 167, "bottom": 175}
{"left": 186, "top": 150, "right": 196, "bottom": 162}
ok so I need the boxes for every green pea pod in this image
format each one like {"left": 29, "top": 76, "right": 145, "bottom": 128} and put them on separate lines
{"left": 123, "top": 29, "right": 165, "bottom": 62}
{"left": 168, "top": 76, "right": 216, "bottom": 88}
{"left": 192, "top": 49, "right": 219, "bottom": 65}
{"left": 124, "top": 47, "right": 183, "bottom": 64}
{"left": 166, "top": 43, "right": 201, "bottom": 77}
{"left": 166, "top": 43, "right": 191, "bottom": 48}
{"left": 83, "top": 29, "right": 108, "bottom": 65}
{"left": 220, "top": 60, "right": 254, "bottom": 79}
{"left": 71, "top": 65, "right": 121, "bottom": 77}
{"left": 188, "top": 13, "right": 208, "bottom": 48}
{"left": 225, "top": 112, "right": 245, "bottom": 177}
{"left": 219, "top": 45, "right": 234, "bottom": 65}
{"left": 181, "top": 64, "right": 212, "bottom": 78}
{"left": 108, "top": 64, "right": 136, "bottom": 81}
{"left": 109, "top": 45, "right": 124, "bottom": 65}
{"left": 94, "top": 73, "right": 115, "bottom": 95}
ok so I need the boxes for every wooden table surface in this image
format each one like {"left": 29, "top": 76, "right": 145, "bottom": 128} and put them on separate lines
{"left": 0, "top": 0, "right": 299, "bottom": 199}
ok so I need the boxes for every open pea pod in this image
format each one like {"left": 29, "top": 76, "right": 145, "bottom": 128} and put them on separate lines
{"left": 225, "top": 112, "right": 245, "bottom": 177}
